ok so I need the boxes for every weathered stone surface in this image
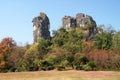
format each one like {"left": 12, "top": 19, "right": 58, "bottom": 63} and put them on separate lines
{"left": 32, "top": 12, "right": 50, "bottom": 42}
{"left": 62, "top": 13, "right": 97, "bottom": 40}
{"left": 62, "top": 16, "right": 76, "bottom": 31}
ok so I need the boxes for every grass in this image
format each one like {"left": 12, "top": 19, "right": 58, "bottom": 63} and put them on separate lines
{"left": 0, "top": 70, "right": 120, "bottom": 80}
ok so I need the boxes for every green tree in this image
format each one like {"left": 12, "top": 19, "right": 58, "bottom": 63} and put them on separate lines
{"left": 93, "top": 26, "right": 113, "bottom": 50}
{"left": 18, "top": 43, "right": 39, "bottom": 71}
{"left": 63, "top": 28, "right": 84, "bottom": 54}
{"left": 37, "top": 38, "right": 52, "bottom": 59}
{"left": 112, "top": 31, "right": 120, "bottom": 49}
{"left": 52, "top": 28, "right": 68, "bottom": 47}
{"left": 66, "top": 54, "right": 74, "bottom": 68}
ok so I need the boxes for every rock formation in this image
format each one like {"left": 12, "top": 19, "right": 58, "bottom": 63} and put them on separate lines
{"left": 62, "top": 13, "right": 97, "bottom": 40}
{"left": 32, "top": 12, "right": 50, "bottom": 43}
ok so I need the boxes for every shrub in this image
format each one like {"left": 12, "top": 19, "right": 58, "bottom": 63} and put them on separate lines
{"left": 84, "top": 50, "right": 109, "bottom": 69}
{"left": 40, "top": 60, "right": 54, "bottom": 71}
{"left": 79, "top": 56, "right": 88, "bottom": 64}
{"left": 83, "top": 64, "right": 92, "bottom": 71}
{"left": 47, "top": 66, "right": 54, "bottom": 70}
{"left": 40, "top": 67, "right": 46, "bottom": 71}
{"left": 74, "top": 53, "right": 89, "bottom": 70}
{"left": 75, "top": 65, "right": 83, "bottom": 70}
{"left": 83, "top": 61, "right": 96, "bottom": 71}
{"left": 106, "top": 50, "right": 120, "bottom": 70}
{"left": 57, "top": 65, "right": 65, "bottom": 71}
{"left": 60, "top": 60, "right": 69, "bottom": 67}
{"left": 45, "top": 54, "right": 59, "bottom": 65}
{"left": 87, "top": 61, "right": 96, "bottom": 69}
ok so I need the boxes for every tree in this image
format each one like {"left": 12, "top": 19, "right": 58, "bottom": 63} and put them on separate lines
{"left": 7, "top": 46, "right": 26, "bottom": 72}
{"left": 112, "top": 31, "right": 120, "bottom": 50}
{"left": 52, "top": 28, "right": 68, "bottom": 47}
{"left": 0, "top": 37, "right": 16, "bottom": 71}
{"left": 16, "top": 43, "right": 39, "bottom": 71}
{"left": 37, "top": 38, "right": 52, "bottom": 59}
{"left": 63, "top": 28, "right": 84, "bottom": 54}
{"left": 93, "top": 26, "right": 113, "bottom": 50}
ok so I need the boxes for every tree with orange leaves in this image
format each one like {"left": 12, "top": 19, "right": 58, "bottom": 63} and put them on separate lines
{"left": 0, "top": 37, "right": 16, "bottom": 71}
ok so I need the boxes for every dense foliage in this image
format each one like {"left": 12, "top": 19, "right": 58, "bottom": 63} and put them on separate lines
{"left": 0, "top": 26, "right": 120, "bottom": 72}
{"left": 0, "top": 38, "right": 16, "bottom": 72}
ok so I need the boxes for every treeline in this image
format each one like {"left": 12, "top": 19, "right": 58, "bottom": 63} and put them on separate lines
{"left": 0, "top": 26, "right": 120, "bottom": 72}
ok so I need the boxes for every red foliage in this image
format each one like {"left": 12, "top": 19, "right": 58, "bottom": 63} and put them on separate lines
{"left": 0, "top": 37, "right": 16, "bottom": 70}
{"left": 84, "top": 50, "right": 109, "bottom": 69}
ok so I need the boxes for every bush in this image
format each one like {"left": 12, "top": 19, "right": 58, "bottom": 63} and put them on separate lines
{"left": 39, "top": 60, "right": 54, "bottom": 71}
{"left": 8, "top": 67, "right": 17, "bottom": 72}
{"left": 74, "top": 53, "right": 89, "bottom": 70}
{"left": 79, "top": 56, "right": 88, "bottom": 64}
{"left": 83, "top": 65, "right": 92, "bottom": 71}
{"left": 84, "top": 50, "right": 109, "bottom": 69}
{"left": 106, "top": 50, "right": 120, "bottom": 70}
{"left": 60, "top": 60, "right": 69, "bottom": 67}
{"left": 40, "top": 66, "right": 54, "bottom": 71}
{"left": 45, "top": 54, "right": 59, "bottom": 65}
{"left": 75, "top": 65, "right": 83, "bottom": 70}
{"left": 47, "top": 66, "right": 54, "bottom": 70}
{"left": 66, "top": 55, "right": 74, "bottom": 68}
{"left": 57, "top": 65, "right": 65, "bottom": 71}
{"left": 87, "top": 61, "right": 96, "bottom": 69}
{"left": 83, "top": 61, "right": 96, "bottom": 71}
{"left": 40, "top": 67, "right": 46, "bottom": 71}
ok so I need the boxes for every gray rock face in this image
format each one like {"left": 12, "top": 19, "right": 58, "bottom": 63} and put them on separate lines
{"left": 62, "top": 13, "right": 97, "bottom": 40}
{"left": 32, "top": 12, "right": 50, "bottom": 42}
{"left": 62, "top": 16, "right": 76, "bottom": 31}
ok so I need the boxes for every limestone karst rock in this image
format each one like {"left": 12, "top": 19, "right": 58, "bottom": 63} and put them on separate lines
{"left": 32, "top": 12, "right": 50, "bottom": 42}
{"left": 32, "top": 12, "right": 97, "bottom": 42}
{"left": 62, "top": 13, "right": 97, "bottom": 40}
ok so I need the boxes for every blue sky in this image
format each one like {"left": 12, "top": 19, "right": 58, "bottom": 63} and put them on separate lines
{"left": 0, "top": 0, "right": 120, "bottom": 44}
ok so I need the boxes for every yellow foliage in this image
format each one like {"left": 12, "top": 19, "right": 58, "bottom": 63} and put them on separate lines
{"left": 25, "top": 43, "right": 38, "bottom": 55}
